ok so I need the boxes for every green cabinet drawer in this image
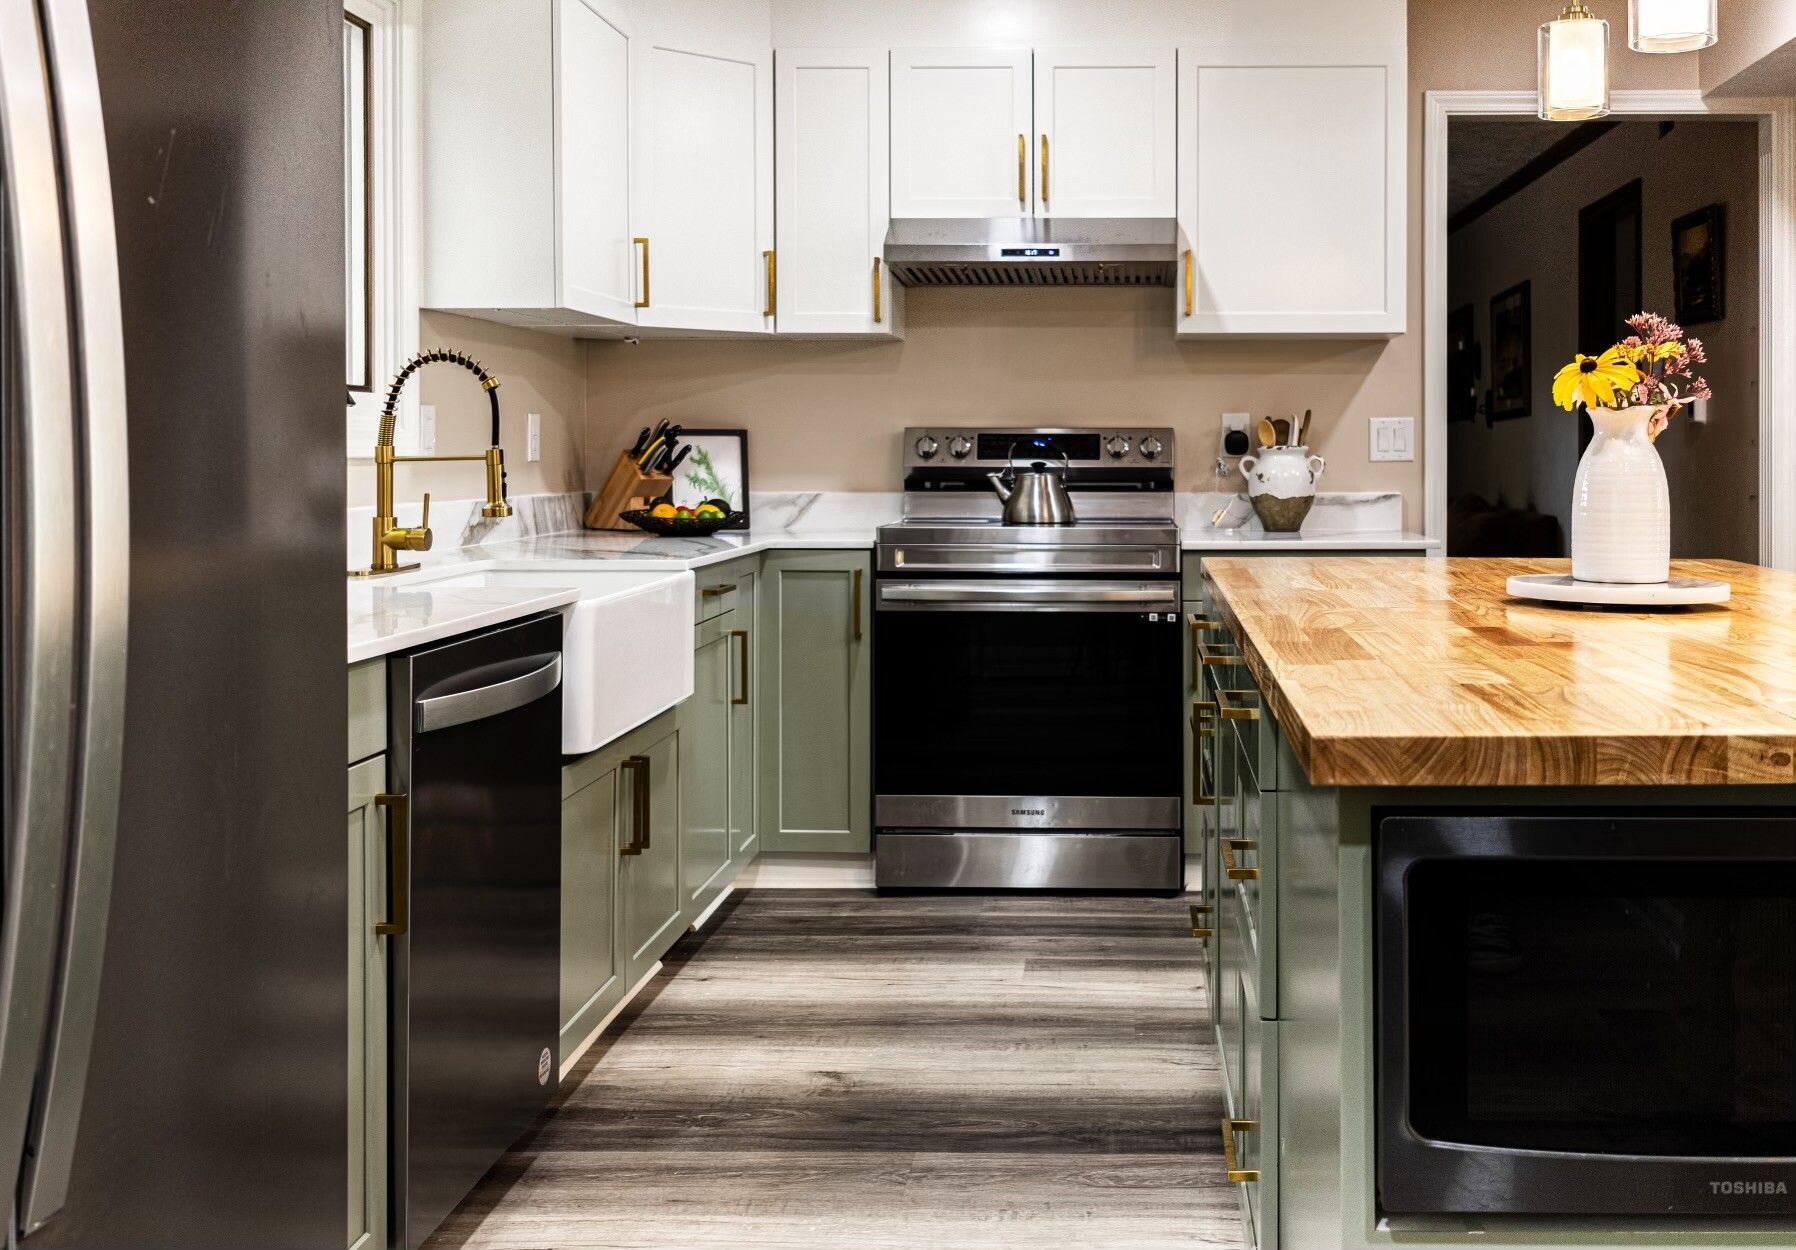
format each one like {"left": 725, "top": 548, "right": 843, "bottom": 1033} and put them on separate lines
{"left": 695, "top": 556, "right": 755, "bottom": 623}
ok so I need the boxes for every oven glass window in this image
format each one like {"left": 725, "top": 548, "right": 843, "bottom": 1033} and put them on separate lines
{"left": 874, "top": 608, "right": 1181, "bottom": 801}
{"left": 1405, "top": 858, "right": 1796, "bottom": 1157}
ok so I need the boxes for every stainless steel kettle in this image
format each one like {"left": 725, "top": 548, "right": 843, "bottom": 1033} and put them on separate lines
{"left": 988, "top": 449, "right": 1076, "bottom": 525}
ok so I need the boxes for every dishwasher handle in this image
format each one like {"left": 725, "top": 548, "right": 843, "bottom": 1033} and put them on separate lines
{"left": 415, "top": 652, "right": 562, "bottom": 733}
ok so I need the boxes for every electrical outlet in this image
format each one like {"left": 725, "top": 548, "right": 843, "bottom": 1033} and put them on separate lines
{"left": 416, "top": 404, "right": 436, "bottom": 455}
{"left": 1689, "top": 397, "right": 1709, "bottom": 425}
{"left": 1220, "top": 411, "right": 1252, "bottom": 460}
{"left": 1370, "top": 416, "right": 1413, "bottom": 462}
{"left": 527, "top": 412, "right": 542, "bottom": 462}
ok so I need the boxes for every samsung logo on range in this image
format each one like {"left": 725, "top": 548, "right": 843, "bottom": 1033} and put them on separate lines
{"left": 1709, "top": 1180, "right": 1788, "bottom": 1195}
{"left": 1011, "top": 808, "right": 1046, "bottom": 817}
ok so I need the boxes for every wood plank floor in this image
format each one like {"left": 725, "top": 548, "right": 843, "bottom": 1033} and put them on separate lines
{"left": 425, "top": 890, "right": 1242, "bottom": 1250}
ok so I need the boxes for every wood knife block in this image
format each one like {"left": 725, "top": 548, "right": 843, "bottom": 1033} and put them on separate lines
{"left": 585, "top": 451, "right": 673, "bottom": 531}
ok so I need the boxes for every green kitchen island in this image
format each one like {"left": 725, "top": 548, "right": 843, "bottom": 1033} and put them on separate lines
{"left": 1191, "top": 556, "right": 1796, "bottom": 1250}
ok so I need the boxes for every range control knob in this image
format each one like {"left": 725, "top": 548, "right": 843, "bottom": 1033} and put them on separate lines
{"left": 947, "top": 435, "right": 974, "bottom": 460}
{"left": 1139, "top": 435, "right": 1165, "bottom": 461}
{"left": 1104, "top": 435, "right": 1131, "bottom": 460}
{"left": 914, "top": 434, "right": 940, "bottom": 460}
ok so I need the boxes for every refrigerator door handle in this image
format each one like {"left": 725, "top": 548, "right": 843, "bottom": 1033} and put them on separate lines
{"left": 0, "top": 0, "right": 83, "bottom": 1230}
{"left": 15, "top": 0, "right": 132, "bottom": 1233}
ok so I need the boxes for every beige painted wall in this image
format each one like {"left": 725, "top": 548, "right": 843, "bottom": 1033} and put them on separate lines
{"left": 1448, "top": 119, "right": 1760, "bottom": 561}
{"left": 346, "top": 311, "right": 587, "bottom": 508}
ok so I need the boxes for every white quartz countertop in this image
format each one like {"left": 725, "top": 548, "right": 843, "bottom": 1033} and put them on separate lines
{"left": 348, "top": 573, "right": 582, "bottom": 664}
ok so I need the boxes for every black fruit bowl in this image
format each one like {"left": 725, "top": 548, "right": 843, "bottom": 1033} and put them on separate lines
{"left": 620, "top": 507, "right": 734, "bottom": 537}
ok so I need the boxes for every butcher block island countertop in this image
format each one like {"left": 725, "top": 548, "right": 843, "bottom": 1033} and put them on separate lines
{"left": 1203, "top": 556, "right": 1796, "bottom": 788}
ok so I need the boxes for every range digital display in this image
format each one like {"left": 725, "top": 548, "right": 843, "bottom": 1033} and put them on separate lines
{"left": 976, "top": 433, "right": 1100, "bottom": 462}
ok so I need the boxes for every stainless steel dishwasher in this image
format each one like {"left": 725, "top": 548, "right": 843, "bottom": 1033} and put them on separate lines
{"left": 387, "top": 612, "right": 563, "bottom": 1250}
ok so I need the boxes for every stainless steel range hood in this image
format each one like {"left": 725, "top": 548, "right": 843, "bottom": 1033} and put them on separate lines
{"left": 883, "top": 217, "right": 1177, "bottom": 287}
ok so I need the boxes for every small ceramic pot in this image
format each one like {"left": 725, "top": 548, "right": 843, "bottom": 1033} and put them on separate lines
{"left": 1239, "top": 446, "right": 1327, "bottom": 533}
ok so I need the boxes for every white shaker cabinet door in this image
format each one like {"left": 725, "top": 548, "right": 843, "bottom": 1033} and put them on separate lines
{"left": 774, "top": 49, "right": 900, "bottom": 337}
{"left": 556, "top": 0, "right": 635, "bottom": 322}
{"left": 631, "top": 29, "right": 774, "bottom": 332}
{"left": 1177, "top": 44, "right": 1405, "bottom": 337}
{"left": 890, "top": 48, "right": 1033, "bottom": 218}
{"left": 1033, "top": 47, "right": 1176, "bottom": 218}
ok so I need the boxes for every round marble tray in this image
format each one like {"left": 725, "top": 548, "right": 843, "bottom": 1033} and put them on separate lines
{"left": 1506, "top": 573, "right": 1731, "bottom": 607}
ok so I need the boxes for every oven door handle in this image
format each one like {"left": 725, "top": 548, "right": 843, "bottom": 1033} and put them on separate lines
{"left": 879, "top": 580, "right": 1176, "bottom": 609}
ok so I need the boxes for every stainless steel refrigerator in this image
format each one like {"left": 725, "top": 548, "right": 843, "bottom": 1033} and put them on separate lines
{"left": 3, "top": 1, "right": 346, "bottom": 1245}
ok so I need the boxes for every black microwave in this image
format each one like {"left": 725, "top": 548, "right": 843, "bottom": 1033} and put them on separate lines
{"left": 1376, "top": 813, "right": 1796, "bottom": 1217}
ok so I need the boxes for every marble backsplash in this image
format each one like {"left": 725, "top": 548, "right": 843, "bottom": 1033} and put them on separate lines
{"left": 345, "top": 491, "right": 589, "bottom": 568}
{"left": 1178, "top": 490, "right": 1406, "bottom": 535}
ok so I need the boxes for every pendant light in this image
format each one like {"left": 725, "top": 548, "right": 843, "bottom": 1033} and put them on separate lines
{"left": 1629, "top": 0, "right": 1717, "bottom": 53}
{"left": 1539, "top": 3, "right": 1610, "bottom": 122}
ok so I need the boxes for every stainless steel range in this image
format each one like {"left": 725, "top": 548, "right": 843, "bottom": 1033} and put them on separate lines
{"left": 873, "top": 427, "right": 1183, "bottom": 891}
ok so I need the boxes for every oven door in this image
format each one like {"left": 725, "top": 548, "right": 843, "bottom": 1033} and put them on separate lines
{"left": 873, "top": 577, "right": 1183, "bottom": 832}
{"left": 1377, "top": 813, "right": 1796, "bottom": 1217}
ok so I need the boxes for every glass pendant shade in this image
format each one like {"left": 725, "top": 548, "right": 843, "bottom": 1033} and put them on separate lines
{"left": 1539, "top": 6, "right": 1610, "bottom": 122}
{"left": 1630, "top": 0, "right": 1717, "bottom": 53}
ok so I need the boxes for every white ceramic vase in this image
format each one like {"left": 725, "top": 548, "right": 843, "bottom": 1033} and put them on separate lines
{"left": 1238, "top": 446, "right": 1327, "bottom": 532}
{"left": 1570, "top": 404, "right": 1670, "bottom": 584}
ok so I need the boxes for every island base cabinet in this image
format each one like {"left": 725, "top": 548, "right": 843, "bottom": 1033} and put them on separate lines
{"left": 759, "top": 552, "right": 870, "bottom": 853}
{"left": 346, "top": 756, "right": 389, "bottom": 1250}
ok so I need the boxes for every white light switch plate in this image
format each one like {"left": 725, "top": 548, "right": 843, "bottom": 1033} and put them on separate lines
{"left": 1370, "top": 416, "right": 1413, "bottom": 462}
{"left": 527, "top": 412, "right": 542, "bottom": 462}
{"left": 416, "top": 404, "right": 436, "bottom": 455}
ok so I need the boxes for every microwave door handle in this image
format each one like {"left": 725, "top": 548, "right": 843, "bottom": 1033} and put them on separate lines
{"left": 0, "top": 0, "right": 85, "bottom": 1229}
{"left": 415, "top": 653, "right": 563, "bottom": 733}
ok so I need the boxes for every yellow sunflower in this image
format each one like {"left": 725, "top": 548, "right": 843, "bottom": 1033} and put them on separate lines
{"left": 1552, "top": 346, "right": 1641, "bottom": 412}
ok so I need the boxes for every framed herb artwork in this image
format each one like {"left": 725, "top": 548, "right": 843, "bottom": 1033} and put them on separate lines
{"left": 668, "top": 429, "right": 750, "bottom": 529}
{"left": 1671, "top": 203, "right": 1725, "bottom": 325}
{"left": 1488, "top": 281, "right": 1532, "bottom": 422}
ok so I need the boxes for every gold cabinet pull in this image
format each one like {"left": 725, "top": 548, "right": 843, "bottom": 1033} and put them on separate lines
{"left": 701, "top": 583, "right": 736, "bottom": 598}
{"left": 872, "top": 256, "right": 882, "bottom": 324}
{"left": 1222, "top": 837, "right": 1260, "bottom": 881}
{"left": 1039, "top": 133, "right": 1049, "bottom": 206}
{"left": 730, "top": 629, "right": 750, "bottom": 706}
{"left": 374, "top": 792, "right": 409, "bottom": 936}
{"left": 1198, "top": 640, "right": 1238, "bottom": 669}
{"left": 1221, "top": 1119, "right": 1261, "bottom": 1184}
{"left": 763, "top": 249, "right": 776, "bottom": 318}
{"left": 1189, "top": 904, "right": 1215, "bottom": 941}
{"left": 851, "top": 567, "right": 864, "bottom": 642}
{"left": 633, "top": 236, "right": 650, "bottom": 308}
{"left": 1219, "top": 688, "right": 1260, "bottom": 721}
{"left": 1183, "top": 248, "right": 1194, "bottom": 316}
{"left": 620, "top": 756, "right": 651, "bottom": 855}
{"left": 1016, "top": 133, "right": 1026, "bottom": 206}
{"left": 1186, "top": 612, "right": 1218, "bottom": 675}
{"left": 1192, "top": 700, "right": 1216, "bottom": 807}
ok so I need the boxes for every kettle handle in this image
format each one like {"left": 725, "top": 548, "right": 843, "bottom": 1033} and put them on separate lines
{"left": 1006, "top": 443, "right": 1071, "bottom": 473}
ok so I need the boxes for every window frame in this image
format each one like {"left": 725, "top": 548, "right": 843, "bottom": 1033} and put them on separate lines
{"left": 344, "top": 0, "right": 420, "bottom": 457}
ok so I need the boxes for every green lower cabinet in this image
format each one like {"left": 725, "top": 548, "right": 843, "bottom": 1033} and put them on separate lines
{"left": 679, "top": 614, "right": 735, "bottom": 918}
{"left": 559, "top": 745, "right": 626, "bottom": 1067}
{"left": 759, "top": 551, "right": 871, "bottom": 853}
{"left": 728, "top": 568, "right": 758, "bottom": 862}
{"left": 620, "top": 714, "right": 683, "bottom": 986}
{"left": 346, "top": 756, "right": 389, "bottom": 1250}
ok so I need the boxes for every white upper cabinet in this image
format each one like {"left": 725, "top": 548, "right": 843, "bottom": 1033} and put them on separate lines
{"left": 631, "top": 18, "right": 774, "bottom": 333}
{"left": 775, "top": 50, "right": 902, "bottom": 337}
{"left": 558, "top": 0, "right": 636, "bottom": 322}
{"left": 1032, "top": 48, "right": 1176, "bottom": 218}
{"left": 424, "top": 0, "right": 637, "bottom": 329}
{"left": 1176, "top": 39, "right": 1406, "bottom": 337}
{"left": 890, "top": 48, "right": 1033, "bottom": 218}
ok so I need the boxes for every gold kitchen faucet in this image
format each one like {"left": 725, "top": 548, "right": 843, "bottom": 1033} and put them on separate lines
{"left": 351, "top": 348, "right": 512, "bottom": 577}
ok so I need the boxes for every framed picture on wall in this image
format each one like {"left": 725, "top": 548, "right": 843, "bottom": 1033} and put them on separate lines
{"left": 668, "top": 429, "right": 751, "bottom": 529}
{"left": 1671, "top": 203, "right": 1725, "bottom": 324}
{"left": 1488, "top": 281, "right": 1532, "bottom": 422}
{"left": 1448, "top": 304, "right": 1480, "bottom": 423}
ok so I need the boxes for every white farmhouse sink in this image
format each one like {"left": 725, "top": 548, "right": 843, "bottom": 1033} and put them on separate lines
{"left": 418, "top": 567, "right": 694, "bottom": 753}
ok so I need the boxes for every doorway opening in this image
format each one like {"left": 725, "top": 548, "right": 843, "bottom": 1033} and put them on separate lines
{"left": 1442, "top": 115, "right": 1761, "bottom": 562}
